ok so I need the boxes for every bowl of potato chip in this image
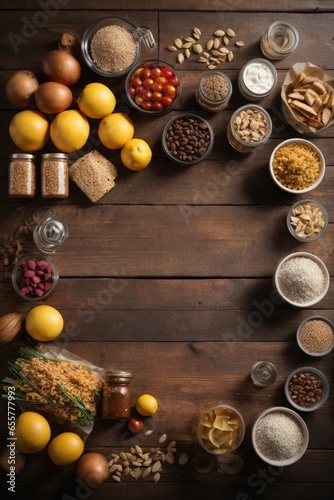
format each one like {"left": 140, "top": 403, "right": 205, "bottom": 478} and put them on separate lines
{"left": 193, "top": 402, "right": 245, "bottom": 455}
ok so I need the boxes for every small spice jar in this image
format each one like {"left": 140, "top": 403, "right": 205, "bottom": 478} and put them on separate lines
{"left": 227, "top": 104, "right": 272, "bottom": 153}
{"left": 195, "top": 71, "right": 232, "bottom": 112}
{"left": 251, "top": 361, "right": 277, "bottom": 387}
{"left": 260, "top": 21, "right": 299, "bottom": 60}
{"left": 101, "top": 370, "right": 132, "bottom": 419}
{"left": 8, "top": 153, "right": 36, "bottom": 198}
{"left": 41, "top": 153, "right": 69, "bottom": 198}
{"left": 238, "top": 58, "right": 278, "bottom": 101}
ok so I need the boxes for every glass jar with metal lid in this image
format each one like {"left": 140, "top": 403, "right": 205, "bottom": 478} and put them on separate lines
{"left": 251, "top": 361, "right": 277, "bottom": 387}
{"left": 260, "top": 21, "right": 299, "bottom": 60}
{"left": 101, "top": 370, "right": 132, "bottom": 419}
{"left": 32, "top": 207, "right": 69, "bottom": 254}
{"left": 227, "top": 104, "right": 272, "bottom": 153}
{"left": 8, "top": 153, "right": 36, "bottom": 198}
{"left": 195, "top": 71, "right": 233, "bottom": 112}
{"left": 238, "top": 58, "right": 278, "bottom": 101}
{"left": 41, "top": 153, "right": 69, "bottom": 198}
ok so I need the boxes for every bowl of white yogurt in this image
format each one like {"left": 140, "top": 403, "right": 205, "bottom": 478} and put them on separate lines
{"left": 238, "top": 58, "right": 278, "bottom": 101}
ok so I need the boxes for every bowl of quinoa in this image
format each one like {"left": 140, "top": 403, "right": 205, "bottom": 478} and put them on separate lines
{"left": 81, "top": 17, "right": 145, "bottom": 77}
{"left": 296, "top": 316, "right": 334, "bottom": 356}
{"left": 274, "top": 251, "right": 330, "bottom": 308}
{"left": 269, "top": 138, "right": 325, "bottom": 194}
{"left": 252, "top": 406, "right": 309, "bottom": 466}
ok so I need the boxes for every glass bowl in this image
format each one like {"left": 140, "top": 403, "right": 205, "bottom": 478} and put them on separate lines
{"left": 287, "top": 199, "right": 328, "bottom": 242}
{"left": 269, "top": 138, "right": 325, "bottom": 194}
{"left": 284, "top": 366, "right": 330, "bottom": 412}
{"left": 193, "top": 402, "right": 245, "bottom": 455}
{"left": 81, "top": 17, "right": 156, "bottom": 78}
{"left": 12, "top": 254, "right": 59, "bottom": 301}
{"left": 273, "top": 251, "right": 330, "bottom": 308}
{"left": 162, "top": 113, "right": 214, "bottom": 165}
{"left": 251, "top": 406, "right": 309, "bottom": 466}
{"left": 125, "top": 60, "right": 182, "bottom": 115}
{"left": 297, "top": 316, "right": 334, "bottom": 357}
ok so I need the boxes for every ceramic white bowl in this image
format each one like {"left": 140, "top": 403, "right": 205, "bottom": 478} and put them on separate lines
{"left": 269, "top": 138, "right": 325, "bottom": 194}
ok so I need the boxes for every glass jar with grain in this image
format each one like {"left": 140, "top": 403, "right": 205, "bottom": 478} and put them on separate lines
{"left": 101, "top": 370, "right": 132, "bottom": 419}
{"left": 41, "top": 153, "right": 69, "bottom": 198}
{"left": 8, "top": 153, "right": 36, "bottom": 198}
{"left": 196, "top": 71, "right": 232, "bottom": 112}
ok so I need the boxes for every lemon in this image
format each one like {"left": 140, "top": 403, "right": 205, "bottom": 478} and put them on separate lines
{"left": 15, "top": 411, "right": 51, "bottom": 454}
{"left": 136, "top": 394, "right": 158, "bottom": 417}
{"left": 121, "top": 138, "right": 152, "bottom": 171}
{"left": 98, "top": 112, "right": 134, "bottom": 149}
{"left": 9, "top": 110, "right": 50, "bottom": 152}
{"left": 25, "top": 304, "right": 64, "bottom": 341}
{"left": 48, "top": 432, "right": 84, "bottom": 466}
{"left": 50, "top": 109, "right": 90, "bottom": 152}
{"left": 77, "top": 82, "right": 116, "bottom": 119}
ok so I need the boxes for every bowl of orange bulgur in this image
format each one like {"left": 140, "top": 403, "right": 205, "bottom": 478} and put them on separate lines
{"left": 269, "top": 138, "right": 325, "bottom": 194}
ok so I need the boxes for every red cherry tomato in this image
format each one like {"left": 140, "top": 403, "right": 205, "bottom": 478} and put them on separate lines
{"left": 152, "top": 91, "right": 163, "bottom": 101}
{"left": 161, "top": 95, "right": 173, "bottom": 107}
{"left": 152, "top": 82, "right": 163, "bottom": 93}
{"left": 163, "top": 84, "right": 176, "bottom": 97}
{"left": 127, "top": 417, "right": 143, "bottom": 434}
{"left": 153, "top": 101, "right": 163, "bottom": 111}
{"left": 143, "top": 78, "right": 155, "bottom": 89}
{"left": 142, "top": 89, "right": 153, "bottom": 100}
{"left": 131, "top": 76, "right": 143, "bottom": 87}
{"left": 135, "top": 96, "right": 144, "bottom": 105}
{"left": 135, "top": 85, "right": 145, "bottom": 95}
{"left": 168, "top": 75, "right": 179, "bottom": 87}
{"left": 142, "top": 100, "right": 153, "bottom": 111}
{"left": 151, "top": 67, "right": 162, "bottom": 78}
{"left": 155, "top": 76, "right": 168, "bottom": 86}
{"left": 128, "top": 86, "right": 136, "bottom": 98}
{"left": 140, "top": 68, "right": 151, "bottom": 80}
{"left": 160, "top": 67, "right": 174, "bottom": 80}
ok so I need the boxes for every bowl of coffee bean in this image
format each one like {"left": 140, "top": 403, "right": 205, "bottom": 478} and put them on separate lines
{"left": 162, "top": 113, "right": 214, "bottom": 165}
{"left": 284, "top": 366, "right": 330, "bottom": 412}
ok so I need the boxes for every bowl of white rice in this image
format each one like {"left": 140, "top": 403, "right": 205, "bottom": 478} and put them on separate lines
{"left": 274, "top": 252, "right": 330, "bottom": 308}
{"left": 251, "top": 406, "right": 309, "bottom": 466}
{"left": 81, "top": 17, "right": 156, "bottom": 77}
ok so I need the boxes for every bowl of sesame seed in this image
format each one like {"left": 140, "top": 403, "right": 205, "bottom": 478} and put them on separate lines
{"left": 273, "top": 252, "right": 330, "bottom": 308}
{"left": 269, "top": 138, "right": 325, "bottom": 194}
{"left": 81, "top": 17, "right": 156, "bottom": 78}
{"left": 251, "top": 406, "right": 309, "bottom": 466}
{"left": 296, "top": 316, "right": 334, "bottom": 356}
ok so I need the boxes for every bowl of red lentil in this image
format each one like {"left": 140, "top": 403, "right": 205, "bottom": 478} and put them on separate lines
{"left": 296, "top": 316, "right": 334, "bottom": 357}
{"left": 273, "top": 251, "right": 330, "bottom": 308}
{"left": 251, "top": 406, "right": 309, "bottom": 466}
{"left": 269, "top": 138, "right": 325, "bottom": 194}
{"left": 81, "top": 17, "right": 156, "bottom": 78}
{"left": 284, "top": 366, "right": 330, "bottom": 412}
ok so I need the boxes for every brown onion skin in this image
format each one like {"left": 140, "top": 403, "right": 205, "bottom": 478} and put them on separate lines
{"left": 42, "top": 50, "right": 81, "bottom": 86}
{"left": 76, "top": 452, "right": 109, "bottom": 488}
{"left": 6, "top": 70, "right": 39, "bottom": 108}
{"left": 35, "top": 81, "right": 73, "bottom": 114}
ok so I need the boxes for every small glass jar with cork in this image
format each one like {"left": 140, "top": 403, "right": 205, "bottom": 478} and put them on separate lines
{"left": 196, "top": 71, "right": 232, "bottom": 112}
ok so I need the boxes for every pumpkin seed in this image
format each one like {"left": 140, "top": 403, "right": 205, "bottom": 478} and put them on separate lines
{"left": 235, "top": 40, "right": 245, "bottom": 47}
{"left": 177, "top": 53, "right": 184, "bottom": 64}
{"left": 142, "top": 466, "right": 152, "bottom": 478}
{"left": 228, "top": 50, "right": 234, "bottom": 61}
{"left": 227, "top": 28, "right": 236, "bottom": 37}
{"left": 185, "top": 48, "right": 191, "bottom": 58}
{"left": 193, "top": 27, "right": 201, "bottom": 36}
{"left": 207, "top": 64, "right": 217, "bottom": 70}
{"left": 174, "top": 38, "right": 183, "bottom": 48}
{"left": 135, "top": 445, "right": 143, "bottom": 455}
{"left": 153, "top": 472, "right": 161, "bottom": 482}
{"left": 206, "top": 39, "right": 214, "bottom": 50}
{"left": 144, "top": 429, "right": 153, "bottom": 436}
{"left": 223, "top": 35, "right": 229, "bottom": 45}
{"left": 183, "top": 41, "right": 193, "bottom": 49}
{"left": 112, "top": 475, "right": 121, "bottom": 482}
{"left": 166, "top": 45, "right": 177, "bottom": 51}
{"left": 152, "top": 460, "right": 162, "bottom": 473}
{"left": 193, "top": 43, "right": 203, "bottom": 54}
{"left": 185, "top": 36, "right": 196, "bottom": 43}
{"left": 179, "top": 453, "right": 189, "bottom": 465}
{"left": 197, "top": 56, "right": 208, "bottom": 63}
{"left": 214, "top": 29, "right": 225, "bottom": 36}
{"left": 213, "top": 38, "right": 220, "bottom": 49}
{"left": 159, "top": 434, "right": 167, "bottom": 444}
{"left": 193, "top": 32, "right": 201, "bottom": 40}
{"left": 165, "top": 451, "right": 175, "bottom": 464}
{"left": 219, "top": 47, "right": 230, "bottom": 54}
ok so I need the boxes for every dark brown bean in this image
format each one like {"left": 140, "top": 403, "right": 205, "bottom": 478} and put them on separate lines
{"left": 165, "top": 116, "right": 211, "bottom": 163}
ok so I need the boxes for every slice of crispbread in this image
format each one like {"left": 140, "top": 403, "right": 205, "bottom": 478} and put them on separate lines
{"left": 69, "top": 150, "right": 118, "bottom": 203}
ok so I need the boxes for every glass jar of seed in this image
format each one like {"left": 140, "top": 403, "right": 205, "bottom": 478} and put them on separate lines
{"left": 8, "top": 153, "right": 36, "bottom": 198}
{"left": 227, "top": 104, "right": 272, "bottom": 153}
{"left": 101, "top": 370, "right": 132, "bottom": 420}
{"left": 195, "top": 71, "right": 233, "bottom": 112}
{"left": 41, "top": 153, "right": 69, "bottom": 198}
{"left": 260, "top": 21, "right": 299, "bottom": 60}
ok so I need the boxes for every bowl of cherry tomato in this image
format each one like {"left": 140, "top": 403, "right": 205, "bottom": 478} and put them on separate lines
{"left": 125, "top": 60, "right": 182, "bottom": 115}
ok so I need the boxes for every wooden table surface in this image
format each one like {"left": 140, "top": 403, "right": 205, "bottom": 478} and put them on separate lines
{"left": 1, "top": 1, "right": 333, "bottom": 499}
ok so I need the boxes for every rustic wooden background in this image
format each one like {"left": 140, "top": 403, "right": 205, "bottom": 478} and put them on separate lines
{"left": 0, "top": 1, "right": 333, "bottom": 499}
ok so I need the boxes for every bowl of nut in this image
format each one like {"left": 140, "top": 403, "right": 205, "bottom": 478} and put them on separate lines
{"left": 193, "top": 402, "right": 245, "bottom": 455}
{"left": 274, "top": 252, "right": 330, "bottom": 308}
{"left": 269, "top": 138, "right": 325, "bottom": 194}
{"left": 162, "top": 113, "right": 214, "bottom": 165}
{"left": 296, "top": 316, "right": 334, "bottom": 357}
{"left": 285, "top": 366, "right": 330, "bottom": 411}
{"left": 125, "top": 60, "right": 181, "bottom": 114}
{"left": 81, "top": 17, "right": 156, "bottom": 78}
{"left": 12, "top": 254, "right": 59, "bottom": 301}
{"left": 227, "top": 104, "right": 272, "bottom": 153}
{"left": 251, "top": 406, "right": 309, "bottom": 466}
{"left": 287, "top": 199, "right": 328, "bottom": 242}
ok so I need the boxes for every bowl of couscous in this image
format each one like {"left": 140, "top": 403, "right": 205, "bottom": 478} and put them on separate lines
{"left": 81, "top": 17, "right": 156, "bottom": 78}
{"left": 269, "top": 138, "right": 325, "bottom": 194}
